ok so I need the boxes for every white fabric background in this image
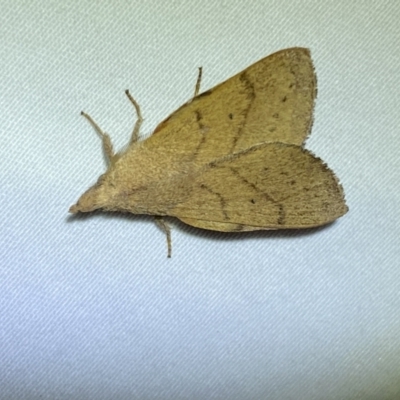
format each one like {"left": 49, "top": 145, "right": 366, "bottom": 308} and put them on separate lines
{"left": 1, "top": 1, "right": 400, "bottom": 399}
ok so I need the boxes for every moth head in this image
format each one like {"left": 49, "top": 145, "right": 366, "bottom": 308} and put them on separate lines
{"left": 69, "top": 173, "right": 115, "bottom": 214}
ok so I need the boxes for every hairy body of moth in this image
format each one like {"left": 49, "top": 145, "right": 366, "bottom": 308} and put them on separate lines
{"left": 70, "top": 48, "right": 348, "bottom": 257}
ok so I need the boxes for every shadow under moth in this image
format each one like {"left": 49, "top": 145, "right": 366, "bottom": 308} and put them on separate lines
{"left": 69, "top": 47, "right": 348, "bottom": 257}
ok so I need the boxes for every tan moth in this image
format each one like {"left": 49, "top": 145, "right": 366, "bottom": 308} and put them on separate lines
{"left": 69, "top": 48, "right": 348, "bottom": 257}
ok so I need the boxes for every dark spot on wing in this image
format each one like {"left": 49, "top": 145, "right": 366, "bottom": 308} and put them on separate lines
{"left": 277, "top": 204, "right": 286, "bottom": 225}
{"left": 195, "top": 110, "right": 203, "bottom": 121}
{"left": 233, "top": 224, "right": 245, "bottom": 232}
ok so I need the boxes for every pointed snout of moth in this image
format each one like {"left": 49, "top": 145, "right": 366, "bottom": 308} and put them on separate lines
{"left": 69, "top": 182, "right": 106, "bottom": 214}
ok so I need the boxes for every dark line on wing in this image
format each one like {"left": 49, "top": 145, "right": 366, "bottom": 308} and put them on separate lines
{"left": 203, "top": 142, "right": 263, "bottom": 170}
{"left": 231, "top": 71, "right": 256, "bottom": 152}
{"left": 230, "top": 166, "right": 286, "bottom": 225}
{"left": 277, "top": 204, "right": 286, "bottom": 225}
{"left": 230, "top": 166, "right": 275, "bottom": 203}
{"left": 200, "top": 183, "right": 229, "bottom": 220}
{"left": 195, "top": 109, "right": 205, "bottom": 129}
{"left": 188, "top": 109, "right": 209, "bottom": 163}
{"left": 191, "top": 134, "right": 206, "bottom": 162}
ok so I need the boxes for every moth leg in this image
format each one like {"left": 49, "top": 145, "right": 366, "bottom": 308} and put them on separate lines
{"left": 154, "top": 216, "right": 172, "bottom": 258}
{"left": 125, "top": 90, "right": 143, "bottom": 145}
{"left": 193, "top": 67, "right": 203, "bottom": 98}
{"left": 81, "top": 111, "right": 114, "bottom": 164}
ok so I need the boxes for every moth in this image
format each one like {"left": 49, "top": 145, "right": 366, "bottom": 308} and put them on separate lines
{"left": 70, "top": 47, "right": 348, "bottom": 257}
